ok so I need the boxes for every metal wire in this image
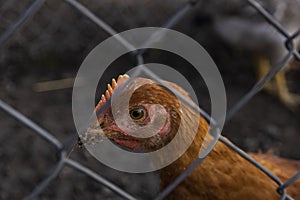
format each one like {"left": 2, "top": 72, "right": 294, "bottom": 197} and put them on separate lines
{"left": 64, "top": 0, "right": 136, "bottom": 52}
{"left": 247, "top": 0, "right": 289, "bottom": 38}
{"left": 0, "top": 0, "right": 299, "bottom": 199}
{"left": 24, "top": 152, "right": 67, "bottom": 200}
{"left": 277, "top": 171, "right": 300, "bottom": 192}
{"left": 154, "top": 157, "right": 205, "bottom": 200}
{"left": 136, "top": 0, "right": 199, "bottom": 57}
{"left": 65, "top": 159, "right": 137, "bottom": 200}
{"left": 225, "top": 51, "right": 293, "bottom": 122}
{"left": 0, "top": 99, "right": 63, "bottom": 150}
{"left": 0, "top": 0, "right": 46, "bottom": 46}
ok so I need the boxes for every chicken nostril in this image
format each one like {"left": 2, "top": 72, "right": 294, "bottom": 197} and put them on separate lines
{"left": 100, "top": 122, "right": 105, "bottom": 129}
{"left": 77, "top": 137, "right": 83, "bottom": 148}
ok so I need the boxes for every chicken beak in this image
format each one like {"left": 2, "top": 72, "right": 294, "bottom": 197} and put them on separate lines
{"left": 78, "top": 119, "right": 106, "bottom": 146}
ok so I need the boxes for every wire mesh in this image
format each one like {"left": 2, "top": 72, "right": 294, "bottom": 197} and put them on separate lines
{"left": 0, "top": 0, "right": 299, "bottom": 199}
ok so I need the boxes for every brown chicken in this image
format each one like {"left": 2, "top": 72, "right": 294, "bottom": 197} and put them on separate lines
{"left": 80, "top": 74, "right": 300, "bottom": 199}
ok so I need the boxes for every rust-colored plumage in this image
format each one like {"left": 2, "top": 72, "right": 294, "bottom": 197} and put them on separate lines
{"left": 81, "top": 74, "right": 300, "bottom": 199}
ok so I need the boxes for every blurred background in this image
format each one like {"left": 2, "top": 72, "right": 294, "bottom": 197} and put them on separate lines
{"left": 0, "top": 0, "right": 299, "bottom": 199}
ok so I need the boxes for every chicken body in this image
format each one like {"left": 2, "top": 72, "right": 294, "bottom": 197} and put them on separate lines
{"left": 81, "top": 75, "right": 300, "bottom": 199}
{"left": 161, "top": 136, "right": 300, "bottom": 199}
{"left": 199, "top": 0, "right": 300, "bottom": 109}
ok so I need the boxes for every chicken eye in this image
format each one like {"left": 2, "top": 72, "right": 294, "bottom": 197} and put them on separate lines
{"left": 129, "top": 107, "right": 145, "bottom": 120}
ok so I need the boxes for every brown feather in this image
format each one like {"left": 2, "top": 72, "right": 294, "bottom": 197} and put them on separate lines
{"left": 84, "top": 75, "right": 300, "bottom": 199}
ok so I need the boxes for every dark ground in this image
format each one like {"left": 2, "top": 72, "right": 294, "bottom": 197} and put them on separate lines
{"left": 0, "top": 0, "right": 300, "bottom": 199}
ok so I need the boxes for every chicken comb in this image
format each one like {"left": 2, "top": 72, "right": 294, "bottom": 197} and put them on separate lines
{"left": 95, "top": 74, "right": 130, "bottom": 110}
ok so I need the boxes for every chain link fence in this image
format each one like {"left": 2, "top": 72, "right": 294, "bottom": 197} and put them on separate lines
{"left": 0, "top": 0, "right": 299, "bottom": 199}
